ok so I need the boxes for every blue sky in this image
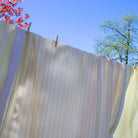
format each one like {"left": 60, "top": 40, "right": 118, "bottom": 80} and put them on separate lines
{"left": 21, "top": 0, "right": 138, "bottom": 54}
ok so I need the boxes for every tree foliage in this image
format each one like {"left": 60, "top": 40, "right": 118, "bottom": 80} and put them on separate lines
{"left": 0, "top": 0, "right": 30, "bottom": 29}
{"left": 96, "top": 14, "right": 138, "bottom": 65}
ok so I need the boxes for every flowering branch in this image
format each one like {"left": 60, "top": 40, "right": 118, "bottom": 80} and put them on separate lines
{"left": 0, "top": 0, "right": 30, "bottom": 29}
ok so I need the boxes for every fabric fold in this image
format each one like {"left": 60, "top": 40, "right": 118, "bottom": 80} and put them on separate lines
{"left": 0, "top": 21, "right": 26, "bottom": 125}
{"left": 113, "top": 67, "right": 138, "bottom": 138}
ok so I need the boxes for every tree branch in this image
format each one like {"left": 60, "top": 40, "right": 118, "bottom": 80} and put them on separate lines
{"left": 103, "top": 25, "right": 128, "bottom": 40}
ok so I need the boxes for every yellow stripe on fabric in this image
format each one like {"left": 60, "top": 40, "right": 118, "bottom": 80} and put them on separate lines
{"left": 69, "top": 50, "right": 83, "bottom": 137}
{"left": 31, "top": 38, "right": 46, "bottom": 138}
{"left": 85, "top": 57, "right": 98, "bottom": 137}
{"left": 94, "top": 57, "right": 102, "bottom": 137}
{"left": 0, "top": 22, "right": 5, "bottom": 32}
{"left": 110, "top": 62, "right": 124, "bottom": 131}
{"left": 103, "top": 59, "right": 113, "bottom": 137}
{"left": 40, "top": 41, "right": 57, "bottom": 138}
{"left": 23, "top": 35, "right": 38, "bottom": 138}
{"left": 0, "top": 28, "right": 16, "bottom": 96}
{"left": 44, "top": 44, "right": 62, "bottom": 138}
{"left": 62, "top": 48, "right": 76, "bottom": 138}
{"left": 60, "top": 47, "right": 77, "bottom": 138}
{"left": 48, "top": 46, "right": 66, "bottom": 138}
{"left": 16, "top": 34, "right": 35, "bottom": 138}
{"left": 0, "top": 23, "right": 10, "bottom": 65}
{"left": 57, "top": 47, "right": 74, "bottom": 137}
{"left": 35, "top": 39, "right": 52, "bottom": 138}
{"left": 34, "top": 39, "right": 50, "bottom": 137}
{"left": 106, "top": 59, "right": 113, "bottom": 137}
{"left": 76, "top": 52, "right": 90, "bottom": 138}
{"left": 32, "top": 38, "right": 46, "bottom": 138}
{"left": 80, "top": 53, "right": 93, "bottom": 138}
{"left": 30, "top": 36, "right": 44, "bottom": 138}
{"left": 49, "top": 46, "right": 68, "bottom": 138}
{"left": 51, "top": 46, "right": 73, "bottom": 138}
{"left": 0, "top": 22, "right": 8, "bottom": 49}
{"left": 15, "top": 34, "right": 33, "bottom": 138}
{"left": 109, "top": 62, "right": 120, "bottom": 129}
{"left": 0, "top": 33, "right": 11, "bottom": 68}
{"left": 28, "top": 36, "right": 42, "bottom": 138}
{"left": 2, "top": 32, "right": 31, "bottom": 138}
{"left": 62, "top": 49, "right": 79, "bottom": 138}
{"left": 84, "top": 55, "right": 94, "bottom": 137}
{"left": 102, "top": 59, "right": 110, "bottom": 137}
{"left": 96, "top": 58, "right": 104, "bottom": 137}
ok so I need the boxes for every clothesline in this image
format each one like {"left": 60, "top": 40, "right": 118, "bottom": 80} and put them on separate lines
{"left": 26, "top": 22, "right": 137, "bottom": 68}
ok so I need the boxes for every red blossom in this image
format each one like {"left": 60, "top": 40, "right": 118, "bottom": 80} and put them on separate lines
{"left": 0, "top": 10, "right": 5, "bottom": 15}
{"left": 7, "top": 10, "right": 13, "bottom": 15}
{"left": 15, "top": 17, "right": 23, "bottom": 23}
{"left": 14, "top": 0, "right": 18, "bottom": 4}
{"left": 25, "top": 22, "right": 28, "bottom": 25}
{"left": 12, "top": 9, "right": 17, "bottom": 16}
{"left": 0, "top": 3, "right": 5, "bottom": 7}
{"left": 25, "top": 13, "right": 29, "bottom": 19}
{"left": 18, "top": 7, "right": 23, "bottom": 11}
{"left": 8, "top": 6, "right": 12, "bottom": 10}
{"left": 9, "top": 19, "right": 13, "bottom": 23}
{"left": 12, "top": 3, "right": 17, "bottom": 7}
{"left": 19, "top": 24, "right": 27, "bottom": 28}
{"left": 18, "top": 7, "right": 23, "bottom": 16}
{"left": 5, "top": 15, "right": 10, "bottom": 22}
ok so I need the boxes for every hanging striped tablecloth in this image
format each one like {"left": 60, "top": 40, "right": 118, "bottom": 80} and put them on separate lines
{"left": 0, "top": 21, "right": 133, "bottom": 138}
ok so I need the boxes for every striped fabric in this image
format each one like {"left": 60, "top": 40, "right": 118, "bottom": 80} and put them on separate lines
{"left": 113, "top": 68, "right": 138, "bottom": 138}
{"left": 0, "top": 21, "right": 16, "bottom": 96}
{"left": 0, "top": 22, "right": 132, "bottom": 138}
{"left": 0, "top": 21, "right": 26, "bottom": 124}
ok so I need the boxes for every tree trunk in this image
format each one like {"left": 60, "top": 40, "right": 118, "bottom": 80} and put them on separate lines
{"left": 126, "top": 48, "right": 128, "bottom": 64}
{"left": 126, "top": 22, "right": 131, "bottom": 64}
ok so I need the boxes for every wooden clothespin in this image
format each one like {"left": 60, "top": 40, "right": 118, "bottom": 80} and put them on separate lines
{"left": 133, "top": 62, "right": 137, "bottom": 69}
{"left": 55, "top": 35, "right": 58, "bottom": 47}
{"left": 107, "top": 54, "right": 111, "bottom": 60}
{"left": 27, "top": 22, "right": 32, "bottom": 33}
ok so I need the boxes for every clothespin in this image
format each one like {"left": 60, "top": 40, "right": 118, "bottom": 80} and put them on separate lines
{"left": 55, "top": 35, "right": 58, "bottom": 47}
{"left": 107, "top": 54, "right": 111, "bottom": 60}
{"left": 133, "top": 62, "right": 137, "bottom": 69}
{"left": 27, "top": 22, "right": 32, "bottom": 33}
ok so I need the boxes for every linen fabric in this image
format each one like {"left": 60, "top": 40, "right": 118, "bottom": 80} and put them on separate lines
{"left": 0, "top": 21, "right": 16, "bottom": 96}
{"left": 113, "top": 68, "right": 138, "bottom": 138}
{"left": 0, "top": 22, "right": 132, "bottom": 138}
{"left": 0, "top": 21, "right": 26, "bottom": 125}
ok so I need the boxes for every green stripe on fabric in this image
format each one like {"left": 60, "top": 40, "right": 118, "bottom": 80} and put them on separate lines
{"left": 0, "top": 28, "right": 16, "bottom": 96}
{"left": 0, "top": 22, "right": 9, "bottom": 49}
{"left": 0, "top": 22, "right": 5, "bottom": 33}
